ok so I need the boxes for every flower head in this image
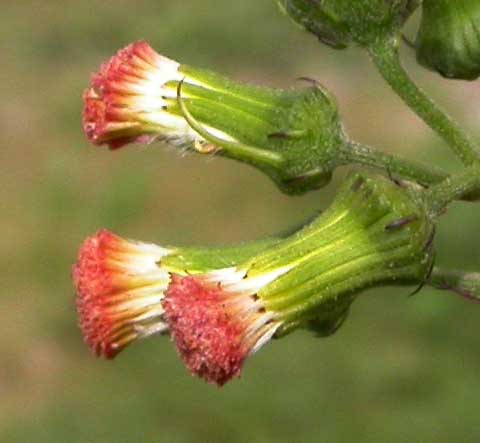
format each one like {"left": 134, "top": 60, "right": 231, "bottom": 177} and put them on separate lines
{"left": 163, "top": 268, "right": 287, "bottom": 386}
{"left": 72, "top": 230, "right": 277, "bottom": 359}
{"left": 72, "top": 228, "right": 286, "bottom": 384}
{"left": 73, "top": 229, "right": 171, "bottom": 358}
{"left": 83, "top": 41, "right": 198, "bottom": 149}
{"left": 82, "top": 41, "right": 345, "bottom": 195}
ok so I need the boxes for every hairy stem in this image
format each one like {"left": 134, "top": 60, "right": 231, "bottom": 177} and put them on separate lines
{"left": 345, "top": 141, "right": 449, "bottom": 187}
{"left": 426, "top": 167, "right": 480, "bottom": 214}
{"left": 368, "top": 36, "right": 480, "bottom": 166}
{"left": 429, "top": 268, "right": 480, "bottom": 302}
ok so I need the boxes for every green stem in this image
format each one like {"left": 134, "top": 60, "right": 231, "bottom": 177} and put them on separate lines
{"left": 368, "top": 36, "right": 480, "bottom": 166}
{"left": 345, "top": 141, "right": 449, "bottom": 187}
{"left": 426, "top": 167, "right": 480, "bottom": 214}
{"left": 429, "top": 268, "right": 480, "bottom": 302}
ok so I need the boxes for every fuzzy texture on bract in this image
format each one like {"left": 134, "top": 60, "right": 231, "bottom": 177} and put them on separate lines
{"left": 73, "top": 229, "right": 170, "bottom": 358}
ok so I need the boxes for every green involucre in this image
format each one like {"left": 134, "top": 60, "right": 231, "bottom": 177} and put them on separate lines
{"left": 241, "top": 172, "right": 435, "bottom": 335}
{"left": 160, "top": 172, "right": 436, "bottom": 339}
{"left": 169, "top": 66, "right": 345, "bottom": 194}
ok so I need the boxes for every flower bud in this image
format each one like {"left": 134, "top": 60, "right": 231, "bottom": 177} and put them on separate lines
{"left": 278, "top": 0, "right": 420, "bottom": 48}
{"left": 416, "top": 0, "right": 480, "bottom": 80}
{"left": 83, "top": 41, "right": 346, "bottom": 194}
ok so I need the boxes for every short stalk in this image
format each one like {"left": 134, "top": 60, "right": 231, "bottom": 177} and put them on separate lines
{"left": 368, "top": 36, "right": 480, "bottom": 166}
{"left": 429, "top": 268, "right": 480, "bottom": 303}
{"left": 345, "top": 141, "right": 450, "bottom": 187}
{"left": 426, "top": 167, "right": 480, "bottom": 215}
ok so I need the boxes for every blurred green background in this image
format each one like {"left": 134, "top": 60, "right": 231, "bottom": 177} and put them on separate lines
{"left": 2, "top": 1, "right": 480, "bottom": 442}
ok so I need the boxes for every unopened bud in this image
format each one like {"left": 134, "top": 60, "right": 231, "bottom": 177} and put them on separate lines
{"left": 278, "top": 0, "right": 420, "bottom": 48}
{"left": 416, "top": 0, "right": 480, "bottom": 80}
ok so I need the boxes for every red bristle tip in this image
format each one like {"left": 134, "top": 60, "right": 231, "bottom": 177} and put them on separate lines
{"left": 73, "top": 230, "right": 140, "bottom": 358}
{"left": 163, "top": 275, "right": 249, "bottom": 387}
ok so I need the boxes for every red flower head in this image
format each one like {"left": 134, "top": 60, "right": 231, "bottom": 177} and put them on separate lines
{"left": 73, "top": 229, "right": 171, "bottom": 358}
{"left": 72, "top": 229, "right": 286, "bottom": 384}
{"left": 83, "top": 41, "right": 196, "bottom": 149}
{"left": 163, "top": 267, "right": 288, "bottom": 386}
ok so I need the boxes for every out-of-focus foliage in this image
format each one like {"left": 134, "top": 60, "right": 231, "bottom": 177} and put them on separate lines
{"left": 1, "top": 1, "right": 480, "bottom": 442}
